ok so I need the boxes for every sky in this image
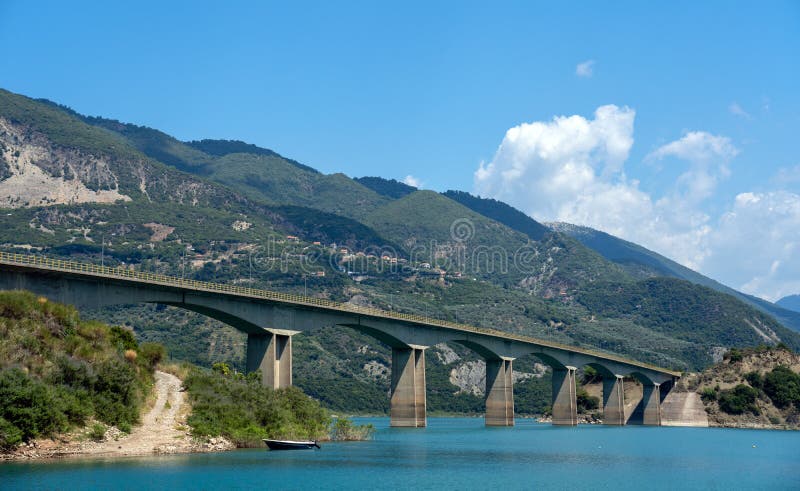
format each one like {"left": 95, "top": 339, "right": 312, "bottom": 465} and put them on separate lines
{"left": 1, "top": 1, "right": 799, "bottom": 301}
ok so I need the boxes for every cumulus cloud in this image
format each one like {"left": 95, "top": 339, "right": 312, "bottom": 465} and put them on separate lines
{"left": 402, "top": 175, "right": 422, "bottom": 188}
{"left": 474, "top": 106, "right": 797, "bottom": 300}
{"left": 708, "top": 191, "right": 800, "bottom": 301}
{"left": 647, "top": 131, "right": 739, "bottom": 202}
{"left": 575, "top": 60, "right": 595, "bottom": 78}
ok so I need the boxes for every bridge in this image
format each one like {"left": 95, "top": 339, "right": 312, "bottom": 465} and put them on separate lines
{"left": 0, "top": 252, "right": 679, "bottom": 428}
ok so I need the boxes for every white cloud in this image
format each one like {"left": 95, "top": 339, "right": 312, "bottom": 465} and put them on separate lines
{"left": 474, "top": 106, "right": 799, "bottom": 300}
{"left": 647, "top": 131, "right": 739, "bottom": 202}
{"left": 402, "top": 175, "right": 422, "bottom": 188}
{"left": 729, "top": 102, "right": 751, "bottom": 119}
{"left": 647, "top": 131, "right": 738, "bottom": 163}
{"left": 707, "top": 191, "right": 800, "bottom": 301}
{"left": 575, "top": 60, "right": 595, "bottom": 78}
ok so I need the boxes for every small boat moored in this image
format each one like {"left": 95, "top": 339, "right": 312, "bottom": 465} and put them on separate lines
{"left": 263, "top": 439, "right": 321, "bottom": 450}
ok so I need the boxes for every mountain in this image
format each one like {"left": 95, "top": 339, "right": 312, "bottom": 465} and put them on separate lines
{"left": 777, "top": 295, "right": 800, "bottom": 313}
{"left": 3, "top": 87, "right": 800, "bottom": 414}
{"left": 442, "top": 190, "right": 550, "bottom": 241}
{"left": 74, "top": 116, "right": 388, "bottom": 220}
{"left": 550, "top": 222, "right": 800, "bottom": 333}
{"left": 354, "top": 176, "right": 417, "bottom": 199}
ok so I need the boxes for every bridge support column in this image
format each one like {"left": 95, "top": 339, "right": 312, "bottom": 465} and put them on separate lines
{"left": 246, "top": 329, "right": 298, "bottom": 389}
{"left": 628, "top": 383, "right": 661, "bottom": 426}
{"left": 390, "top": 346, "right": 426, "bottom": 427}
{"left": 485, "top": 358, "right": 514, "bottom": 426}
{"left": 552, "top": 366, "right": 578, "bottom": 426}
{"left": 603, "top": 375, "right": 626, "bottom": 425}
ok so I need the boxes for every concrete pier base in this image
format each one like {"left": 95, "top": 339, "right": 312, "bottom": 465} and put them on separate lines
{"left": 390, "top": 346, "right": 427, "bottom": 427}
{"left": 246, "top": 329, "right": 298, "bottom": 389}
{"left": 603, "top": 375, "right": 626, "bottom": 425}
{"left": 485, "top": 358, "right": 514, "bottom": 426}
{"left": 552, "top": 366, "right": 578, "bottom": 426}
{"left": 629, "top": 384, "right": 662, "bottom": 426}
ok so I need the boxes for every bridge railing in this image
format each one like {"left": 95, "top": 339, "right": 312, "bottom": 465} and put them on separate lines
{"left": 0, "top": 251, "right": 679, "bottom": 375}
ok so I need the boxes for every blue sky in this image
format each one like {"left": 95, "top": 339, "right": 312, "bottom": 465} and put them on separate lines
{"left": 1, "top": 1, "right": 799, "bottom": 301}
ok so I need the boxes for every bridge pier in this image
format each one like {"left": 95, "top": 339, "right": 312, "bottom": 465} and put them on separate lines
{"left": 628, "top": 383, "right": 661, "bottom": 425}
{"left": 390, "top": 346, "right": 426, "bottom": 427}
{"left": 603, "top": 375, "right": 626, "bottom": 425}
{"left": 552, "top": 366, "right": 578, "bottom": 426}
{"left": 246, "top": 329, "right": 298, "bottom": 389}
{"left": 485, "top": 358, "right": 514, "bottom": 426}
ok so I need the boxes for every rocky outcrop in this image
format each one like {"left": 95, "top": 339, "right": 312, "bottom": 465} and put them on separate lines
{"left": 0, "top": 118, "right": 131, "bottom": 207}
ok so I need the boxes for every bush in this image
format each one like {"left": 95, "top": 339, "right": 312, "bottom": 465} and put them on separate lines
{"left": 183, "top": 368, "right": 330, "bottom": 447}
{"left": 576, "top": 387, "right": 599, "bottom": 412}
{"left": 763, "top": 366, "right": 800, "bottom": 409}
{"left": 700, "top": 387, "right": 718, "bottom": 403}
{"left": 718, "top": 384, "right": 759, "bottom": 415}
{"left": 330, "top": 417, "right": 374, "bottom": 441}
{"left": 744, "top": 371, "right": 763, "bottom": 390}
{"left": 89, "top": 423, "right": 106, "bottom": 442}
{"left": 139, "top": 342, "right": 166, "bottom": 368}
{"left": 0, "top": 416, "right": 23, "bottom": 450}
{"left": 581, "top": 366, "right": 602, "bottom": 384}
{"left": 726, "top": 348, "right": 743, "bottom": 363}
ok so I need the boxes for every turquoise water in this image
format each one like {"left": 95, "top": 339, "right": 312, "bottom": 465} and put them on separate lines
{"left": 2, "top": 418, "right": 799, "bottom": 490}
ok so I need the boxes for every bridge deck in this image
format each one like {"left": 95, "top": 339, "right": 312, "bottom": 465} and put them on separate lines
{"left": 0, "top": 252, "right": 680, "bottom": 378}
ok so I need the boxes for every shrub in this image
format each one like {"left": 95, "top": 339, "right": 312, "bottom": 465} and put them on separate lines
{"left": 763, "top": 366, "right": 800, "bottom": 409}
{"left": 183, "top": 368, "right": 330, "bottom": 447}
{"left": 718, "top": 384, "right": 759, "bottom": 415}
{"left": 330, "top": 417, "right": 374, "bottom": 441}
{"left": 744, "top": 371, "right": 763, "bottom": 389}
{"left": 89, "top": 423, "right": 106, "bottom": 442}
{"left": 725, "top": 348, "right": 743, "bottom": 363}
{"left": 700, "top": 387, "right": 718, "bottom": 403}
{"left": 576, "top": 387, "right": 599, "bottom": 412}
{"left": 139, "top": 342, "right": 166, "bottom": 368}
{"left": 581, "top": 366, "right": 602, "bottom": 384}
{"left": 0, "top": 416, "right": 23, "bottom": 450}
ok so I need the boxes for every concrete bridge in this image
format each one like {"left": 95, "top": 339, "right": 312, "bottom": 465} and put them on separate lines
{"left": 0, "top": 253, "right": 679, "bottom": 428}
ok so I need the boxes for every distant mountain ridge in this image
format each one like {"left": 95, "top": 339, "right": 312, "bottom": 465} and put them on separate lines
{"left": 777, "top": 295, "right": 800, "bottom": 313}
{"left": 549, "top": 222, "right": 800, "bottom": 333}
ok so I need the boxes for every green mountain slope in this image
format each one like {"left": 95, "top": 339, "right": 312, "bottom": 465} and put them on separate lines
{"left": 550, "top": 222, "right": 800, "bottom": 333}
{"left": 71, "top": 114, "right": 389, "bottom": 220}
{"left": 354, "top": 176, "right": 417, "bottom": 199}
{"left": 442, "top": 190, "right": 550, "bottom": 241}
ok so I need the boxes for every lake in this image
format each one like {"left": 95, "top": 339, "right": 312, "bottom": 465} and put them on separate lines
{"left": 2, "top": 418, "right": 799, "bottom": 490}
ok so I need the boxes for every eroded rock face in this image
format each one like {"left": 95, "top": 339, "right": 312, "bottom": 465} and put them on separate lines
{"left": 0, "top": 118, "right": 131, "bottom": 207}
{"left": 434, "top": 343, "right": 460, "bottom": 365}
{"left": 449, "top": 360, "right": 549, "bottom": 396}
{"left": 450, "top": 360, "right": 486, "bottom": 396}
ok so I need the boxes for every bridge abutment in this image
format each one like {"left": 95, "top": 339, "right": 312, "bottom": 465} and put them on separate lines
{"left": 602, "top": 375, "right": 626, "bottom": 425}
{"left": 485, "top": 358, "right": 514, "bottom": 426}
{"left": 628, "top": 383, "right": 661, "bottom": 425}
{"left": 552, "top": 366, "right": 578, "bottom": 426}
{"left": 390, "top": 346, "right": 426, "bottom": 427}
{"left": 246, "top": 329, "right": 298, "bottom": 389}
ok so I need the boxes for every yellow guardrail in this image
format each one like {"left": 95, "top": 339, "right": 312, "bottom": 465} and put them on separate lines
{"left": 0, "top": 251, "right": 680, "bottom": 376}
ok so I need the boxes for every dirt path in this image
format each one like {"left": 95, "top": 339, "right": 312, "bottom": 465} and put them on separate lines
{"left": 5, "top": 371, "right": 232, "bottom": 460}
{"left": 93, "top": 371, "right": 194, "bottom": 456}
